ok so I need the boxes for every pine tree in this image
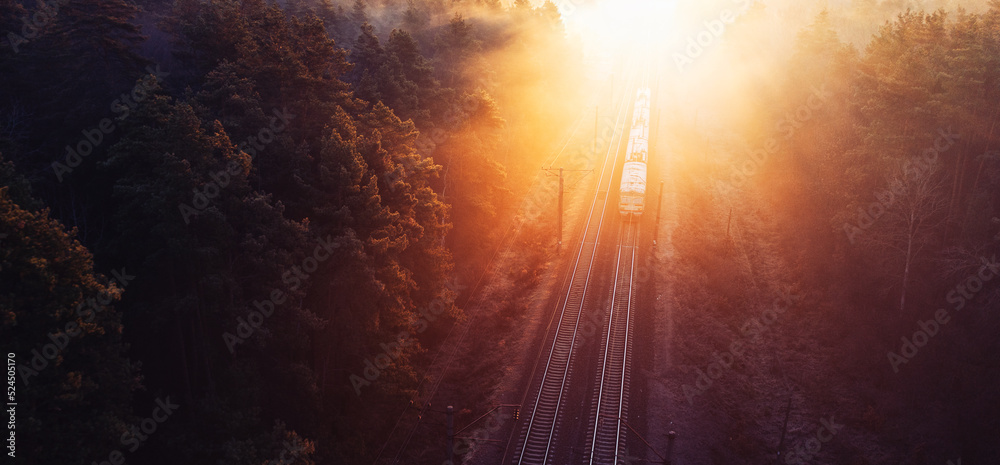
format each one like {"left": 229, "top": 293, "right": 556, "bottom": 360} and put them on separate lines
{"left": 0, "top": 183, "right": 135, "bottom": 465}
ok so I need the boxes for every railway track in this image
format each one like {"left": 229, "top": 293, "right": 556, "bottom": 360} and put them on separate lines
{"left": 372, "top": 81, "right": 611, "bottom": 465}
{"left": 508, "top": 61, "right": 640, "bottom": 465}
{"left": 584, "top": 65, "right": 650, "bottom": 465}
{"left": 586, "top": 220, "right": 637, "bottom": 464}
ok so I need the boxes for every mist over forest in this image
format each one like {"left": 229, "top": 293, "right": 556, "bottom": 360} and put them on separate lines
{"left": 1, "top": 0, "right": 999, "bottom": 464}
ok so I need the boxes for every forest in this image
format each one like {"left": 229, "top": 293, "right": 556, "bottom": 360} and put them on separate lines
{"left": 662, "top": 2, "right": 1000, "bottom": 462}
{"left": 2, "top": 0, "right": 999, "bottom": 464}
{"left": 1, "top": 0, "right": 580, "bottom": 463}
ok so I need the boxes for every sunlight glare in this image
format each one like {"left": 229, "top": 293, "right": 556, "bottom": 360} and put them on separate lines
{"left": 560, "top": 0, "right": 677, "bottom": 66}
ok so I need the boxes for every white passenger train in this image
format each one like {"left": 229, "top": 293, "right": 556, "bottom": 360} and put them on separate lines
{"left": 619, "top": 87, "right": 651, "bottom": 217}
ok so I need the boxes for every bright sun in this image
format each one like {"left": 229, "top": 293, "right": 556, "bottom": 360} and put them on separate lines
{"left": 559, "top": 0, "right": 676, "bottom": 47}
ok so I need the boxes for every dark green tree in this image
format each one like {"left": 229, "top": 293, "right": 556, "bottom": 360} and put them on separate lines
{"left": 0, "top": 181, "right": 136, "bottom": 465}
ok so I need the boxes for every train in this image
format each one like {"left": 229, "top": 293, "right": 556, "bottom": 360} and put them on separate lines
{"left": 619, "top": 87, "right": 651, "bottom": 217}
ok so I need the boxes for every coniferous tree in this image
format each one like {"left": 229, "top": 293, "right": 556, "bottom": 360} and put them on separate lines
{"left": 1, "top": 179, "right": 135, "bottom": 465}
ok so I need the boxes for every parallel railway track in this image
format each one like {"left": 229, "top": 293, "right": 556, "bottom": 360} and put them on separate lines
{"left": 507, "top": 58, "right": 643, "bottom": 465}
{"left": 586, "top": 220, "right": 637, "bottom": 464}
